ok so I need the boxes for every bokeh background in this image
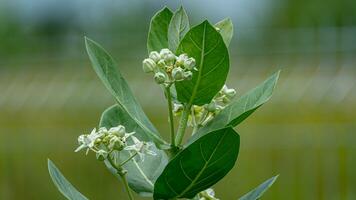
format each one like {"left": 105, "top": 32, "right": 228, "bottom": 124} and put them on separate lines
{"left": 1, "top": 0, "right": 355, "bottom": 199}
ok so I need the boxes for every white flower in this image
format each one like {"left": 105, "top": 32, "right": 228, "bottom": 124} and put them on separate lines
{"left": 222, "top": 85, "right": 236, "bottom": 98}
{"left": 199, "top": 188, "right": 219, "bottom": 200}
{"left": 124, "top": 136, "right": 157, "bottom": 162}
{"left": 149, "top": 51, "right": 161, "bottom": 62}
{"left": 75, "top": 128, "right": 103, "bottom": 153}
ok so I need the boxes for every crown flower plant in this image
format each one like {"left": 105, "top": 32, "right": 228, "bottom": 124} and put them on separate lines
{"left": 47, "top": 6, "right": 280, "bottom": 200}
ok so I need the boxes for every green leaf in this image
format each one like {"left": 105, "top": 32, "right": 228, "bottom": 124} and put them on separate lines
{"left": 193, "top": 71, "right": 280, "bottom": 139}
{"left": 85, "top": 37, "right": 167, "bottom": 147}
{"left": 215, "top": 18, "right": 233, "bottom": 46}
{"left": 48, "top": 159, "right": 89, "bottom": 200}
{"left": 239, "top": 175, "right": 279, "bottom": 200}
{"left": 175, "top": 20, "right": 230, "bottom": 106}
{"left": 147, "top": 7, "right": 173, "bottom": 53}
{"left": 154, "top": 127, "right": 240, "bottom": 199}
{"left": 100, "top": 105, "right": 168, "bottom": 197}
{"left": 168, "top": 6, "right": 190, "bottom": 52}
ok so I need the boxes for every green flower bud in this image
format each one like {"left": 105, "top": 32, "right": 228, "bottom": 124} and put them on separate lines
{"left": 157, "top": 59, "right": 166, "bottom": 68}
{"left": 142, "top": 58, "right": 156, "bottom": 73}
{"left": 149, "top": 51, "right": 160, "bottom": 62}
{"left": 165, "top": 54, "right": 176, "bottom": 65}
{"left": 184, "top": 58, "right": 196, "bottom": 70}
{"left": 109, "top": 137, "right": 125, "bottom": 151}
{"left": 154, "top": 72, "right": 166, "bottom": 84}
{"left": 206, "top": 101, "right": 217, "bottom": 112}
{"left": 172, "top": 67, "right": 185, "bottom": 81}
{"left": 183, "top": 71, "right": 193, "bottom": 80}
{"left": 96, "top": 150, "right": 108, "bottom": 161}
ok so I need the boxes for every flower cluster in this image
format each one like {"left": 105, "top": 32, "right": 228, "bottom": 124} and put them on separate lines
{"left": 142, "top": 49, "right": 197, "bottom": 87}
{"left": 75, "top": 125, "right": 156, "bottom": 162}
{"left": 174, "top": 84, "right": 236, "bottom": 127}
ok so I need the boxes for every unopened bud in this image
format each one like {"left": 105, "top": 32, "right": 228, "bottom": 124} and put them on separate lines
{"left": 172, "top": 67, "right": 185, "bottom": 81}
{"left": 184, "top": 58, "right": 196, "bottom": 70}
{"left": 149, "top": 51, "right": 160, "bottom": 62}
{"left": 165, "top": 54, "right": 176, "bottom": 65}
{"left": 206, "top": 101, "right": 217, "bottom": 112}
{"left": 142, "top": 58, "right": 156, "bottom": 73}
{"left": 154, "top": 72, "right": 166, "bottom": 84}
{"left": 160, "top": 49, "right": 172, "bottom": 59}
{"left": 109, "top": 125, "right": 126, "bottom": 137}
{"left": 96, "top": 150, "right": 108, "bottom": 161}
{"left": 157, "top": 59, "right": 166, "bottom": 68}
{"left": 109, "top": 137, "right": 125, "bottom": 151}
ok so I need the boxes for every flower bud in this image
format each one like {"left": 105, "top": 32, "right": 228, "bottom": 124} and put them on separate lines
{"left": 142, "top": 58, "right": 156, "bottom": 73}
{"left": 109, "top": 125, "right": 126, "bottom": 137}
{"left": 109, "top": 137, "right": 126, "bottom": 151}
{"left": 184, "top": 58, "right": 196, "bottom": 70}
{"left": 165, "top": 54, "right": 176, "bottom": 65}
{"left": 154, "top": 72, "right": 166, "bottom": 84}
{"left": 149, "top": 51, "right": 160, "bottom": 62}
{"left": 96, "top": 150, "right": 108, "bottom": 161}
{"left": 160, "top": 48, "right": 172, "bottom": 59}
{"left": 172, "top": 67, "right": 185, "bottom": 81}
{"left": 183, "top": 71, "right": 193, "bottom": 80}
{"left": 157, "top": 59, "right": 166, "bottom": 68}
{"left": 206, "top": 101, "right": 217, "bottom": 112}
{"left": 176, "top": 54, "right": 188, "bottom": 66}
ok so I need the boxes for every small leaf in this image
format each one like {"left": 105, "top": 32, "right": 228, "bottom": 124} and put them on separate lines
{"left": 215, "top": 18, "right": 233, "bottom": 46}
{"left": 100, "top": 105, "right": 168, "bottom": 197}
{"left": 147, "top": 7, "right": 173, "bottom": 53}
{"left": 168, "top": 6, "right": 190, "bottom": 52}
{"left": 239, "top": 175, "right": 279, "bottom": 200}
{"left": 175, "top": 20, "right": 230, "bottom": 106}
{"left": 48, "top": 159, "right": 89, "bottom": 200}
{"left": 154, "top": 127, "right": 240, "bottom": 199}
{"left": 85, "top": 37, "right": 167, "bottom": 147}
{"left": 192, "top": 71, "right": 280, "bottom": 139}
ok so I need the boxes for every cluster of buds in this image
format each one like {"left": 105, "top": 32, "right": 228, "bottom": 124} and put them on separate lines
{"left": 75, "top": 125, "right": 156, "bottom": 162}
{"left": 173, "top": 85, "right": 236, "bottom": 127}
{"left": 199, "top": 188, "right": 220, "bottom": 200}
{"left": 142, "top": 49, "right": 197, "bottom": 87}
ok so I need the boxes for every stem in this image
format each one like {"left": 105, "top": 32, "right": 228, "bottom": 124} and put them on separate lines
{"left": 107, "top": 155, "right": 135, "bottom": 200}
{"left": 119, "top": 152, "right": 138, "bottom": 167}
{"left": 121, "top": 173, "right": 134, "bottom": 200}
{"left": 175, "top": 104, "right": 191, "bottom": 146}
{"left": 165, "top": 87, "right": 176, "bottom": 147}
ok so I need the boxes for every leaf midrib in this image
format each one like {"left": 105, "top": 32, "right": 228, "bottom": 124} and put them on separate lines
{"left": 177, "top": 131, "right": 227, "bottom": 197}
{"left": 187, "top": 22, "right": 207, "bottom": 107}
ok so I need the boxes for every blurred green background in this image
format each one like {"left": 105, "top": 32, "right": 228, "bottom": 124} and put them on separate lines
{"left": 0, "top": 0, "right": 355, "bottom": 199}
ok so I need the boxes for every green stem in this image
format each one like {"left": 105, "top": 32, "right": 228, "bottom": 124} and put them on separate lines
{"left": 175, "top": 104, "right": 191, "bottom": 146}
{"left": 107, "top": 155, "right": 135, "bottom": 200}
{"left": 165, "top": 87, "right": 176, "bottom": 147}
{"left": 119, "top": 152, "right": 138, "bottom": 167}
{"left": 121, "top": 173, "right": 134, "bottom": 200}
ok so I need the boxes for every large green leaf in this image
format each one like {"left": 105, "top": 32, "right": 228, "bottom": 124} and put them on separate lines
{"left": 85, "top": 37, "right": 166, "bottom": 147}
{"left": 168, "top": 6, "right": 190, "bottom": 52}
{"left": 147, "top": 7, "right": 173, "bottom": 53}
{"left": 239, "top": 175, "right": 279, "bottom": 200}
{"left": 154, "top": 127, "right": 240, "bottom": 199}
{"left": 192, "top": 71, "right": 280, "bottom": 140}
{"left": 100, "top": 105, "right": 168, "bottom": 197}
{"left": 175, "top": 20, "right": 230, "bottom": 106}
{"left": 48, "top": 159, "right": 88, "bottom": 200}
{"left": 215, "top": 18, "right": 233, "bottom": 46}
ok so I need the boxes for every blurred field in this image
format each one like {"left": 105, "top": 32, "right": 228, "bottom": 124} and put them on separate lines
{"left": 1, "top": 1, "right": 356, "bottom": 199}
